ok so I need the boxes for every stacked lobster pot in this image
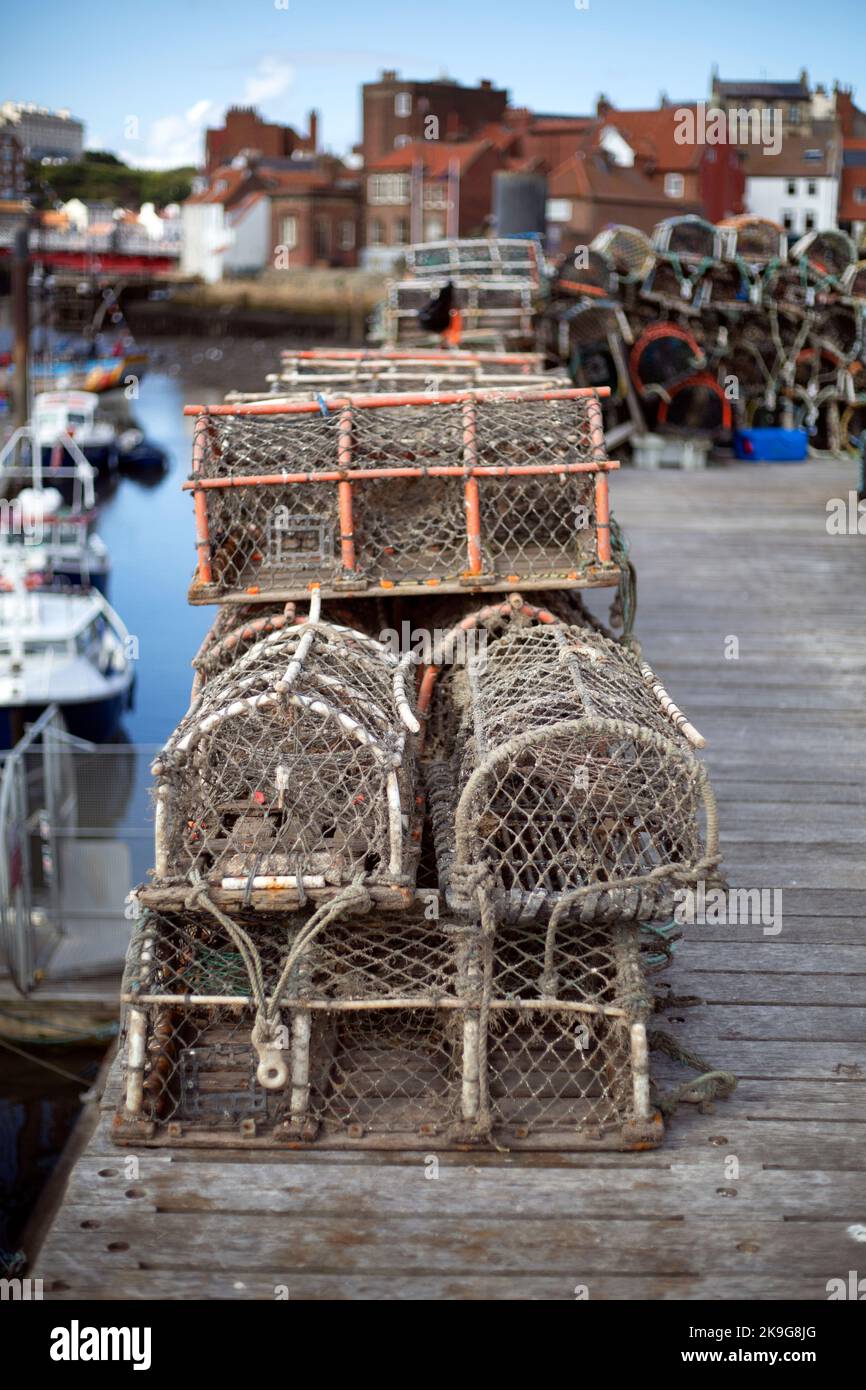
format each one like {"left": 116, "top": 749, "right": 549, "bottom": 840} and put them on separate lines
{"left": 418, "top": 597, "right": 721, "bottom": 1148}
{"left": 370, "top": 238, "right": 544, "bottom": 349}
{"left": 544, "top": 215, "right": 866, "bottom": 451}
{"left": 223, "top": 347, "right": 570, "bottom": 405}
{"left": 114, "top": 375, "right": 727, "bottom": 1151}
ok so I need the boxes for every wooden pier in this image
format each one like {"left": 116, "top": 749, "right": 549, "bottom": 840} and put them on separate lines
{"left": 30, "top": 456, "right": 866, "bottom": 1300}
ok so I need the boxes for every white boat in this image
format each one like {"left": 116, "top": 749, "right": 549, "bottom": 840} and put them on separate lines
{"left": 33, "top": 390, "right": 119, "bottom": 475}
{"left": 0, "top": 568, "right": 134, "bottom": 747}
{"left": 0, "top": 423, "right": 111, "bottom": 593}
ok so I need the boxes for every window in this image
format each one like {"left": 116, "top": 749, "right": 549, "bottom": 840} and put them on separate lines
{"left": 424, "top": 216, "right": 445, "bottom": 240}
{"left": 394, "top": 217, "right": 410, "bottom": 245}
{"left": 368, "top": 173, "right": 411, "bottom": 204}
{"left": 788, "top": 105, "right": 801, "bottom": 124}
{"left": 782, "top": 212, "right": 794, "bottom": 231}
{"left": 855, "top": 187, "right": 866, "bottom": 205}
{"left": 786, "top": 180, "right": 796, "bottom": 196}
{"left": 367, "top": 218, "right": 384, "bottom": 246}
{"left": 804, "top": 212, "right": 816, "bottom": 232}
{"left": 807, "top": 180, "right": 817, "bottom": 196}
{"left": 545, "top": 198, "right": 573, "bottom": 223}
{"left": 804, "top": 149, "right": 822, "bottom": 161}
{"left": 313, "top": 219, "right": 331, "bottom": 258}
{"left": 279, "top": 215, "right": 298, "bottom": 250}
{"left": 339, "top": 219, "right": 355, "bottom": 250}
{"left": 395, "top": 92, "right": 412, "bottom": 117}
{"left": 664, "top": 172, "right": 684, "bottom": 198}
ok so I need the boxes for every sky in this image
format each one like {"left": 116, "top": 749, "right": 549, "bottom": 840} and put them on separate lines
{"left": 2, "top": 0, "right": 865, "bottom": 169}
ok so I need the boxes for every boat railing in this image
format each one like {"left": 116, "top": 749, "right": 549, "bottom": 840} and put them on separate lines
{"left": 0, "top": 709, "right": 159, "bottom": 994}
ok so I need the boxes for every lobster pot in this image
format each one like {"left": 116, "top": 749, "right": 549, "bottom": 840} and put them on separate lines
{"left": 791, "top": 229, "right": 856, "bottom": 286}
{"left": 719, "top": 216, "right": 787, "bottom": 267}
{"left": 427, "top": 622, "right": 717, "bottom": 926}
{"left": 652, "top": 215, "right": 721, "bottom": 264}
{"left": 186, "top": 388, "right": 620, "bottom": 604}
{"left": 405, "top": 239, "right": 543, "bottom": 282}
{"left": 114, "top": 905, "right": 661, "bottom": 1150}
{"left": 657, "top": 373, "right": 731, "bottom": 434}
{"left": 382, "top": 278, "right": 536, "bottom": 346}
{"left": 591, "top": 226, "right": 655, "bottom": 284}
{"left": 629, "top": 324, "right": 705, "bottom": 397}
{"left": 701, "top": 261, "right": 748, "bottom": 309}
{"left": 814, "top": 305, "right": 864, "bottom": 363}
{"left": 640, "top": 254, "right": 704, "bottom": 307}
{"left": 842, "top": 261, "right": 866, "bottom": 303}
{"left": 145, "top": 611, "right": 421, "bottom": 913}
{"left": 279, "top": 347, "right": 547, "bottom": 372}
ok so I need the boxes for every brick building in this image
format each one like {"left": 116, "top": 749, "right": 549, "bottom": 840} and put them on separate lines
{"left": 205, "top": 106, "right": 318, "bottom": 173}
{"left": 362, "top": 138, "right": 508, "bottom": 265}
{"left": 546, "top": 146, "right": 688, "bottom": 254}
{"left": 594, "top": 100, "right": 745, "bottom": 223}
{"left": 361, "top": 72, "right": 507, "bottom": 162}
{"left": 182, "top": 155, "right": 360, "bottom": 281}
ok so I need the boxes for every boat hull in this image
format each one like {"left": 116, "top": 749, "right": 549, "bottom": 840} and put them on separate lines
{"left": 0, "top": 687, "right": 132, "bottom": 749}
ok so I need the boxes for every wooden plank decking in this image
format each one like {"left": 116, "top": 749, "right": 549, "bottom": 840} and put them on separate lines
{"left": 31, "top": 457, "right": 866, "bottom": 1300}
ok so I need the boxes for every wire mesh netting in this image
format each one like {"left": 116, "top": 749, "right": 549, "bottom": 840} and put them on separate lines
{"left": 186, "top": 390, "right": 619, "bottom": 603}
{"left": 591, "top": 226, "right": 656, "bottom": 283}
{"left": 145, "top": 599, "right": 421, "bottom": 912}
{"left": 652, "top": 216, "right": 722, "bottom": 264}
{"left": 719, "top": 216, "right": 787, "bottom": 266}
{"left": 425, "top": 619, "right": 718, "bottom": 926}
{"left": 405, "top": 239, "right": 543, "bottom": 281}
{"left": 114, "top": 903, "right": 660, "bottom": 1150}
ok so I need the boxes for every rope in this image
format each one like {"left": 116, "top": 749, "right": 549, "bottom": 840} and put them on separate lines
{"left": 187, "top": 872, "right": 372, "bottom": 1086}
{"left": 648, "top": 1028, "right": 737, "bottom": 1116}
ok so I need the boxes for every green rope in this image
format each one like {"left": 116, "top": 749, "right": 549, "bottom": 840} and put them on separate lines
{"left": 649, "top": 1027, "right": 737, "bottom": 1116}
{"left": 610, "top": 514, "right": 637, "bottom": 642}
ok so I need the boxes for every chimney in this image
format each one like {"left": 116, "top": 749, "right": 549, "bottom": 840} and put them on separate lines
{"left": 308, "top": 109, "right": 318, "bottom": 151}
{"left": 480, "top": 79, "right": 492, "bottom": 90}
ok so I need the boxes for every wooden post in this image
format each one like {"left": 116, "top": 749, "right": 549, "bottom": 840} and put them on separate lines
{"left": 12, "top": 226, "right": 30, "bottom": 431}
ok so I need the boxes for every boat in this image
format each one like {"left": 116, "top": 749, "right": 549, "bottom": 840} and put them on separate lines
{"left": 117, "top": 426, "right": 168, "bottom": 474}
{"left": 0, "top": 561, "right": 135, "bottom": 747}
{"left": 0, "top": 423, "right": 111, "bottom": 593}
{"left": 33, "top": 391, "right": 119, "bottom": 476}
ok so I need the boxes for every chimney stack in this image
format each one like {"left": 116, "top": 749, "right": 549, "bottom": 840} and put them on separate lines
{"left": 308, "top": 109, "right": 318, "bottom": 151}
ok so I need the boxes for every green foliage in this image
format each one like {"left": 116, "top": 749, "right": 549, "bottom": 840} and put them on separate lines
{"left": 26, "top": 157, "right": 195, "bottom": 210}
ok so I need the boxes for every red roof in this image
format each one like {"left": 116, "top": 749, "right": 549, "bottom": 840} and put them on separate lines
{"left": 548, "top": 148, "right": 694, "bottom": 209}
{"left": 367, "top": 138, "right": 492, "bottom": 176}
{"left": 598, "top": 105, "right": 705, "bottom": 172}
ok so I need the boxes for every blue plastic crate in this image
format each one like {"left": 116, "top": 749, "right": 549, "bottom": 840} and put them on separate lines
{"left": 733, "top": 428, "right": 809, "bottom": 462}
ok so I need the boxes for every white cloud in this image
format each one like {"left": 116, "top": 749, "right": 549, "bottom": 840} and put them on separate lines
{"left": 120, "top": 100, "right": 216, "bottom": 170}
{"left": 117, "top": 58, "right": 294, "bottom": 171}
{"left": 243, "top": 57, "right": 295, "bottom": 106}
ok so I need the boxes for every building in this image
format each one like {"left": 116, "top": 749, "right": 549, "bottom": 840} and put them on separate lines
{"left": 740, "top": 126, "right": 841, "bottom": 239}
{"left": 0, "top": 102, "right": 83, "bottom": 161}
{"left": 593, "top": 99, "right": 745, "bottom": 223}
{"left": 182, "top": 156, "right": 361, "bottom": 282}
{"left": 362, "top": 138, "right": 508, "bottom": 267}
{"left": 837, "top": 139, "right": 866, "bottom": 246}
{"left": 205, "top": 106, "right": 317, "bottom": 173}
{"left": 0, "top": 131, "right": 27, "bottom": 199}
{"left": 361, "top": 72, "right": 507, "bottom": 163}
{"left": 545, "top": 145, "right": 688, "bottom": 254}
{"left": 710, "top": 70, "right": 817, "bottom": 138}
